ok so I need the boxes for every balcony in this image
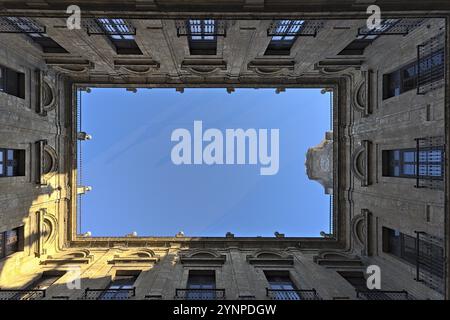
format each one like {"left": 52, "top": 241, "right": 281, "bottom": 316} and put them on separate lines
{"left": 356, "top": 290, "right": 414, "bottom": 300}
{"left": 0, "top": 289, "right": 45, "bottom": 300}
{"left": 81, "top": 288, "right": 135, "bottom": 300}
{"left": 174, "top": 288, "right": 226, "bottom": 300}
{"left": 266, "top": 288, "right": 322, "bottom": 300}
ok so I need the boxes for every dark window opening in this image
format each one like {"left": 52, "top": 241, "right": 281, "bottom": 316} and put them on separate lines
{"left": 26, "top": 271, "right": 65, "bottom": 290}
{"left": 382, "top": 147, "right": 443, "bottom": 179}
{"left": 338, "top": 39, "right": 374, "bottom": 55}
{"left": 187, "top": 20, "right": 217, "bottom": 55}
{"left": 265, "top": 20, "right": 304, "bottom": 56}
{"left": 338, "top": 271, "right": 368, "bottom": 291}
{"left": 186, "top": 270, "right": 216, "bottom": 299}
{"left": 0, "top": 226, "right": 24, "bottom": 259}
{"left": 5, "top": 17, "right": 67, "bottom": 54}
{"left": 0, "top": 66, "right": 25, "bottom": 99}
{"left": 96, "top": 18, "right": 142, "bottom": 55}
{"left": 0, "top": 148, "right": 26, "bottom": 177}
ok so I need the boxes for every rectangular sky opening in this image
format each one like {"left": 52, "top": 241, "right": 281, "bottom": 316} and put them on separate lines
{"left": 78, "top": 87, "right": 332, "bottom": 237}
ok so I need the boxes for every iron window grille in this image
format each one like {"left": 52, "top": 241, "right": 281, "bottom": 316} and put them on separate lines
{"left": 0, "top": 289, "right": 45, "bottom": 300}
{"left": 0, "top": 16, "right": 45, "bottom": 34}
{"left": 357, "top": 18, "right": 425, "bottom": 37}
{"left": 81, "top": 287, "right": 136, "bottom": 300}
{"left": 415, "top": 231, "right": 445, "bottom": 294}
{"left": 174, "top": 288, "right": 226, "bottom": 300}
{"left": 266, "top": 288, "right": 322, "bottom": 300}
{"left": 417, "top": 32, "right": 445, "bottom": 94}
{"left": 87, "top": 18, "right": 136, "bottom": 37}
{"left": 267, "top": 20, "right": 323, "bottom": 38}
{"left": 176, "top": 19, "right": 226, "bottom": 38}
{"left": 356, "top": 290, "right": 413, "bottom": 300}
{"left": 414, "top": 136, "right": 445, "bottom": 190}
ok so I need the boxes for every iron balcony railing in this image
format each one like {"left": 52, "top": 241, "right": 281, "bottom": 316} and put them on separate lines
{"left": 414, "top": 136, "right": 445, "bottom": 190}
{"left": 175, "top": 288, "right": 226, "bottom": 300}
{"left": 266, "top": 288, "right": 322, "bottom": 300}
{"left": 0, "top": 289, "right": 46, "bottom": 300}
{"left": 417, "top": 32, "right": 445, "bottom": 94}
{"left": 357, "top": 18, "right": 424, "bottom": 36}
{"left": 356, "top": 290, "right": 414, "bottom": 300}
{"left": 81, "top": 288, "right": 136, "bottom": 300}
{"left": 415, "top": 232, "right": 445, "bottom": 294}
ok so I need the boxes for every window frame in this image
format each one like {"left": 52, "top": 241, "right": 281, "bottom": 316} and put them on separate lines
{"left": 0, "top": 65, "right": 25, "bottom": 99}
{"left": 95, "top": 18, "right": 142, "bottom": 55}
{"left": 0, "top": 148, "right": 26, "bottom": 177}
{"left": 0, "top": 226, "right": 24, "bottom": 260}
{"left": 186, "top": 19, "right": 218, "bottom": 55}
{"left": 265, "top": 20, "right": 304, "bottom": 56}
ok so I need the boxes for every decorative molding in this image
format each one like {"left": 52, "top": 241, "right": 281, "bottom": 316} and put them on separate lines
{"left": 181, "top": 59, "right": 227, "bottom": 75}
{"left": 114, "top": 59, "right": 160, "bottom": 75}
{"left": 246, "top": 250, "right": 294, "bottom": 266}
{"left": 352, "top": 69, "right": 372, "bottom": 116}
{"left": 314, "top": 59, "right": 364, "bottom": 76}
{"left": 313, "top": 251, "right": 363, "bottom": 268}
{"left": 35, "top": 140, "right": 58, "bottom": 185}
{"left": 247, "top": 60, "right": 295, "bottom": 75}
{"left": 44, "top": 58, "right": 93, "bottom": 74}
{"left": 351, "top": 140, "right": 372, "bottom": 187}
{"left": 108, "top": 249, "right": 159, "bottom": 265}
{"left": 179, "top": 249, "right": 226, "bottom": 266}
{"left": 351, "top": 209, "right": 372, "bottom": 256}
{"left": 41, "top": 250, "right": 93, "bottom": 265}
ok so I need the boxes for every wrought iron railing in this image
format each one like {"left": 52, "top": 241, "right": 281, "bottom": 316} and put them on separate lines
{"left": 81, "top": 288, "right": 136, "bottom": 300}
{"left": 266, "top": 288, "right": 322, "bottom": 300}
{"left": 0, "top": 17, "right": 46, "bottom": 34}
{"left": 358, "top": 18, "right": 424, "bottom": 36}
{"left": 414, "top": 136, "right": 445, "bottom": 190}
{"left": 417, "top": 32, "right": 445, "bottom": 94}
{"left": 267, "top": 20, "right": 324, "bottom": 37}
{"left": 0, "top": 289, "right": 45, "bottom": 300}
{"left": 176, "top": 20, "right": 227, "bottom": 37}
{"left": 356, "top": 290, "right": 414, "bottom": 300}
{"left": 175, "top": 288, "right": 226, "bottom": 300}
{"left": 415, "top": 232, "right": 445, "bottom": 294}
{"left": 83, "top": 18, "right": 136, "bottom": 36}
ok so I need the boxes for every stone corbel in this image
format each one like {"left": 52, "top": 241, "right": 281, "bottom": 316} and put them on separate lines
{"left": 45, "top": 58, "right": 93, "bottom": 74}
{"left": 35, "top": 70, "right": 57, "bottom": 116}
{"left": 314, "top": 59, "right": 364, "bottom": 76}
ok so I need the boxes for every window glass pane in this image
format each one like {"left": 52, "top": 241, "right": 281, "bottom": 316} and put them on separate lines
{"left": 5, "top": 229, "right": 18, "bottom": 256}
{"left": 7, "top": 149, "right": 14, "bottom": 160}
{"left": 402, "top": 164, "right": 416, "bottom": 175}
{"left": 6, "top": 166, "right": 13, "bottom": 176}
{"left": 0, "top": 163, "right": 4, "bottom": 175}
{"left": 403, "top": 151, "right": 416, "bottom": 162}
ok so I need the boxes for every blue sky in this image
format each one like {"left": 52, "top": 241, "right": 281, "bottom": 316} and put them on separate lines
{"left": 80, "top": 88, "right": 331, "bottom": 237}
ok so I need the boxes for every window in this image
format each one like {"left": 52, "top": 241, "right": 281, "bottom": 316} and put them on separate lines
{"left": 0, "top": 227, "right": 24, "bottom": 259}
{"left": 418, "top": 48, "right": 445, "bottom": 87}
{"left": 338, "top": 271, "right": 368, "bottom": 291}
{"left": 187, "top": 20, "right": 217, "bottom": 55}
{"left": 383, "top": 61, "right": 417, "bottom": 99}
{"left": 186, "top": 270, "right": 216, "bottom": 299}
{"left": 5, "top": 17, "right": 67, "bottom": 53}
{"left": 27, "top": 272, "right": 65, "bottom": 290}
{"left": 382, "top": 147, "right": 444, "bottom": 179}
{"left": 99, "top": 272, "right": 138, "bottom": 300}
{"left": 382, "top": 227, "right": 417, "bottom": 265}
{"left": 265, "top": 271, "right": 300, "bottom": 300}
{"left": 0, "top": 148, "right": 26, "bottom": 177}
{"left": 338, "top": 39, "right": 375, "bottom": 56}
{"left": 96, "top": 18, "right": 142, "bottom": 55}
{"left": 0, "top": 66, "right": 25, "bottom": 98}
{"left": 265, "top": 20, "right": 304, "bottom": 55}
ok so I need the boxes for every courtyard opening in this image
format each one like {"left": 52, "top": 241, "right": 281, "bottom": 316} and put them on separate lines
{"left": 77, "top": 87, "right": 332, "bottom": 237}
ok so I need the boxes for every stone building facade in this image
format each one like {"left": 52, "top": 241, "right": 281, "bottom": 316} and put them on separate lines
{"left": 0, "top": 0, "right": 448, "bottom": 300}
